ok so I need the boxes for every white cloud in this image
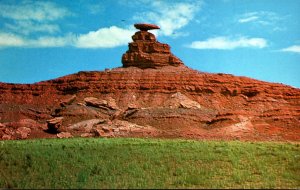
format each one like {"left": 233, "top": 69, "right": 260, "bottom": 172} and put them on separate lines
{"left": 0, "top": 1, "right": 71, "bottom": 21}
{"left": 0, "top": 32, "right": 74, "bottom": 48}
{"left": 134, "top": 1, "right": 202, "bottom": 37}
{"left": 0, "top": 26, "right": 135, "bottom": 48}
{"left": 75, "top": 26, "right": 135, "bottom": 48}
{"left": 188, "top": 36, "right": 267, "bottom": 50}
{"left": 280, "top": 45, "right": 300, "bottom": 53}
{"left": 0, "top": 32, "right": 26, "bottom": 47}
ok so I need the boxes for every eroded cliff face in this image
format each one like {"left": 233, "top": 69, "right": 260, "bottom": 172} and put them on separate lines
{"left": 0, "top": 23, "right": 299, "bottom": 141}
{"left": 1, "top": 65, "right": 299, "bottom": 141}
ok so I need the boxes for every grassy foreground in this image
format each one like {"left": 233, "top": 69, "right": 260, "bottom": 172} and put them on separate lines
{"left": 0, "top": 138, "right": 299, "bottom": 189}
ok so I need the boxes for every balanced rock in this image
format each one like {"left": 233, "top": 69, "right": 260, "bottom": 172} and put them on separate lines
{"left": 122, "top": 23, "right": 183, "bottom": 68}
{"left": 134, "top": 23, "right": 160, "bottom": 31}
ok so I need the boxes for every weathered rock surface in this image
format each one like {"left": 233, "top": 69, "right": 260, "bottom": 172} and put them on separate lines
{"left": 60, "top": 95, "right": 76, "bottom": 107}
{"left": 0, "top": 119, "right": 44, "bottom": 140}
{"left": 16, "top": 127, "right": 31, "bottom": 139}
{"left": 165, "top": 92, "right": 201, "bottom": 109}
{"left": 68, "top": 119, "right": 105, "bottom": 132}
{"left": 1, "top": 65, "right": 299, "bottom": 141}
{"left": 84, "top": 97, "right": 119, "bottom": 110}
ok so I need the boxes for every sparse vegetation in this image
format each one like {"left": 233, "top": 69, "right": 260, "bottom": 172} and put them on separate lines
{"left": 0, "top": 138, "right": 299, "bottom": 189}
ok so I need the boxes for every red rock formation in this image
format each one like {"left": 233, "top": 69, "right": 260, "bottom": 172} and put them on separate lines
{"left": 1, "top": 66, "right": 299, "bottom": 141}
{"left": 0, "top": 23, "right": 299, "bottom": 141}
{"left": 122, "top": 23, "right": 183, "bottom": 68}
{"left": 134, "top": 23, "right": 160, "bottom": 31}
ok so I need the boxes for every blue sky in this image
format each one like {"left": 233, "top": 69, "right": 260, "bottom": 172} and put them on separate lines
{"left": 0, "top": 0, "right": 299, "bottom": 88}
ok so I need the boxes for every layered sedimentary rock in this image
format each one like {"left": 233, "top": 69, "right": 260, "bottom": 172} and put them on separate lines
{"left": 1, "top": 66, "right": 299, "bottom": 141}
{"left": 122, "top": 23, "right": 183, "bottom": 68}
{"left": 0, "top": 23, "right": 299, "bottom": 141}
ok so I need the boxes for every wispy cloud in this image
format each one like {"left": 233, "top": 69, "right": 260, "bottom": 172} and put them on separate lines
{"left": 0, "top": 1, "right": 71, "bottom": 21}
{"left": 0, "top": 1, "right": 71, "bottom": 35}
{"left": 280, "top": 45, "right": 300, "bottom": 53}
{"left": 187, "top": 36, "right": 267, "bottom": 50}
{"left": 4, "top": 21, "right": 60, "bottom": 35}
{"left": 238, "top": 16, "right": 259, "bottom": 23}
{"left": 29, "top": 34, "right": 76, "bottom": 47}
{"left": 134, "top": 1, "right": 202, "bottom": 37}
{"left": 237, "top": 11, "right": 286, "bottom": 31}
{"left": 85, "top": 4, "right": 104, "bottom": 15}
{"left": 238, "top": 11, "right": 280, "bottom": 24}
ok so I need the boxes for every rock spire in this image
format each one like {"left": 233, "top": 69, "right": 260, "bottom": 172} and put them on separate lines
{"left": 122, "top": 23, "right": 183, "bottom": 68}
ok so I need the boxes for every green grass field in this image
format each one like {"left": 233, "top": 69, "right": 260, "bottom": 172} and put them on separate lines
{"left": 0, "top": 138, "right": 299, "bottom": 189}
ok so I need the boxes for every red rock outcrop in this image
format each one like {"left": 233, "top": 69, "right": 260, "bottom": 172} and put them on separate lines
{"left": 0, "top": 23, "right": 299, "bottom": 141}
{"left": 134, "top": 23, "right": 160, "bottom": 31}
{"left": 122, "top": 23, "right": 183, "bottom": 68}
{"left": 1, "top": 66, "right": 299, "bottom": 141}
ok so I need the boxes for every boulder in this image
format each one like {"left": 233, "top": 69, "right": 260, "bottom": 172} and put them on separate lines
{"left": 16, "top": 127, "right": 31, "bottom": 139}
{"left": 68, "top": 119, "right": 106, "bottom": 132}
{"left": 2, "top": 134, "right": 12, "bottom": 140}
{"left": 52, "top": 104, "right": 105, "bottom": 125}
{"left": 101, "top": 125, "right": 113, "bottom": 133}
{"left": 106, "top": 97, "right": 119, "bottom": 110}
{"left": 92, "top": 127, "right": 113, "bottom": 137}
{"left": 80, "top": 133, "right": 94, "bottom": 138}
{"left": 84, "top": 97, "right": 107, "bottom": 107}
{"left": 47, "top": 117, "right": 63, "bottom": 133}
{"left": 92, "top": 127, "right": 105, "bottom": 137}
{"left": 60, "top": 95, "right": 76, "bottom": 107}
{"left": 165, "top": 92, "right": 201, "bottom": 109}
{"left": 84, "top": 97, "right": 119, "bottom": 110}
{"left": 57, "top": 132, "right": 73, "bottom": 138}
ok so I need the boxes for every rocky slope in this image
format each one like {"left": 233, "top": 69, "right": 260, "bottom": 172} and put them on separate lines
{"left": 1, "top": 65, "right": 299, "bottom": 141}
{"left": 0, "top": 23, "right": 299, "bottom": 141}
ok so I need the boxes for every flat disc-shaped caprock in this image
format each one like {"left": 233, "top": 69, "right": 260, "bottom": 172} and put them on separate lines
{"left": 134, "top": 23, "right": 160, "bottom": 31}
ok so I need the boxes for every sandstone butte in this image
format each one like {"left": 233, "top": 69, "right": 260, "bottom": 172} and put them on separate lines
{"left": 0, "top": 23, "right": 300, "bottom": 141}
